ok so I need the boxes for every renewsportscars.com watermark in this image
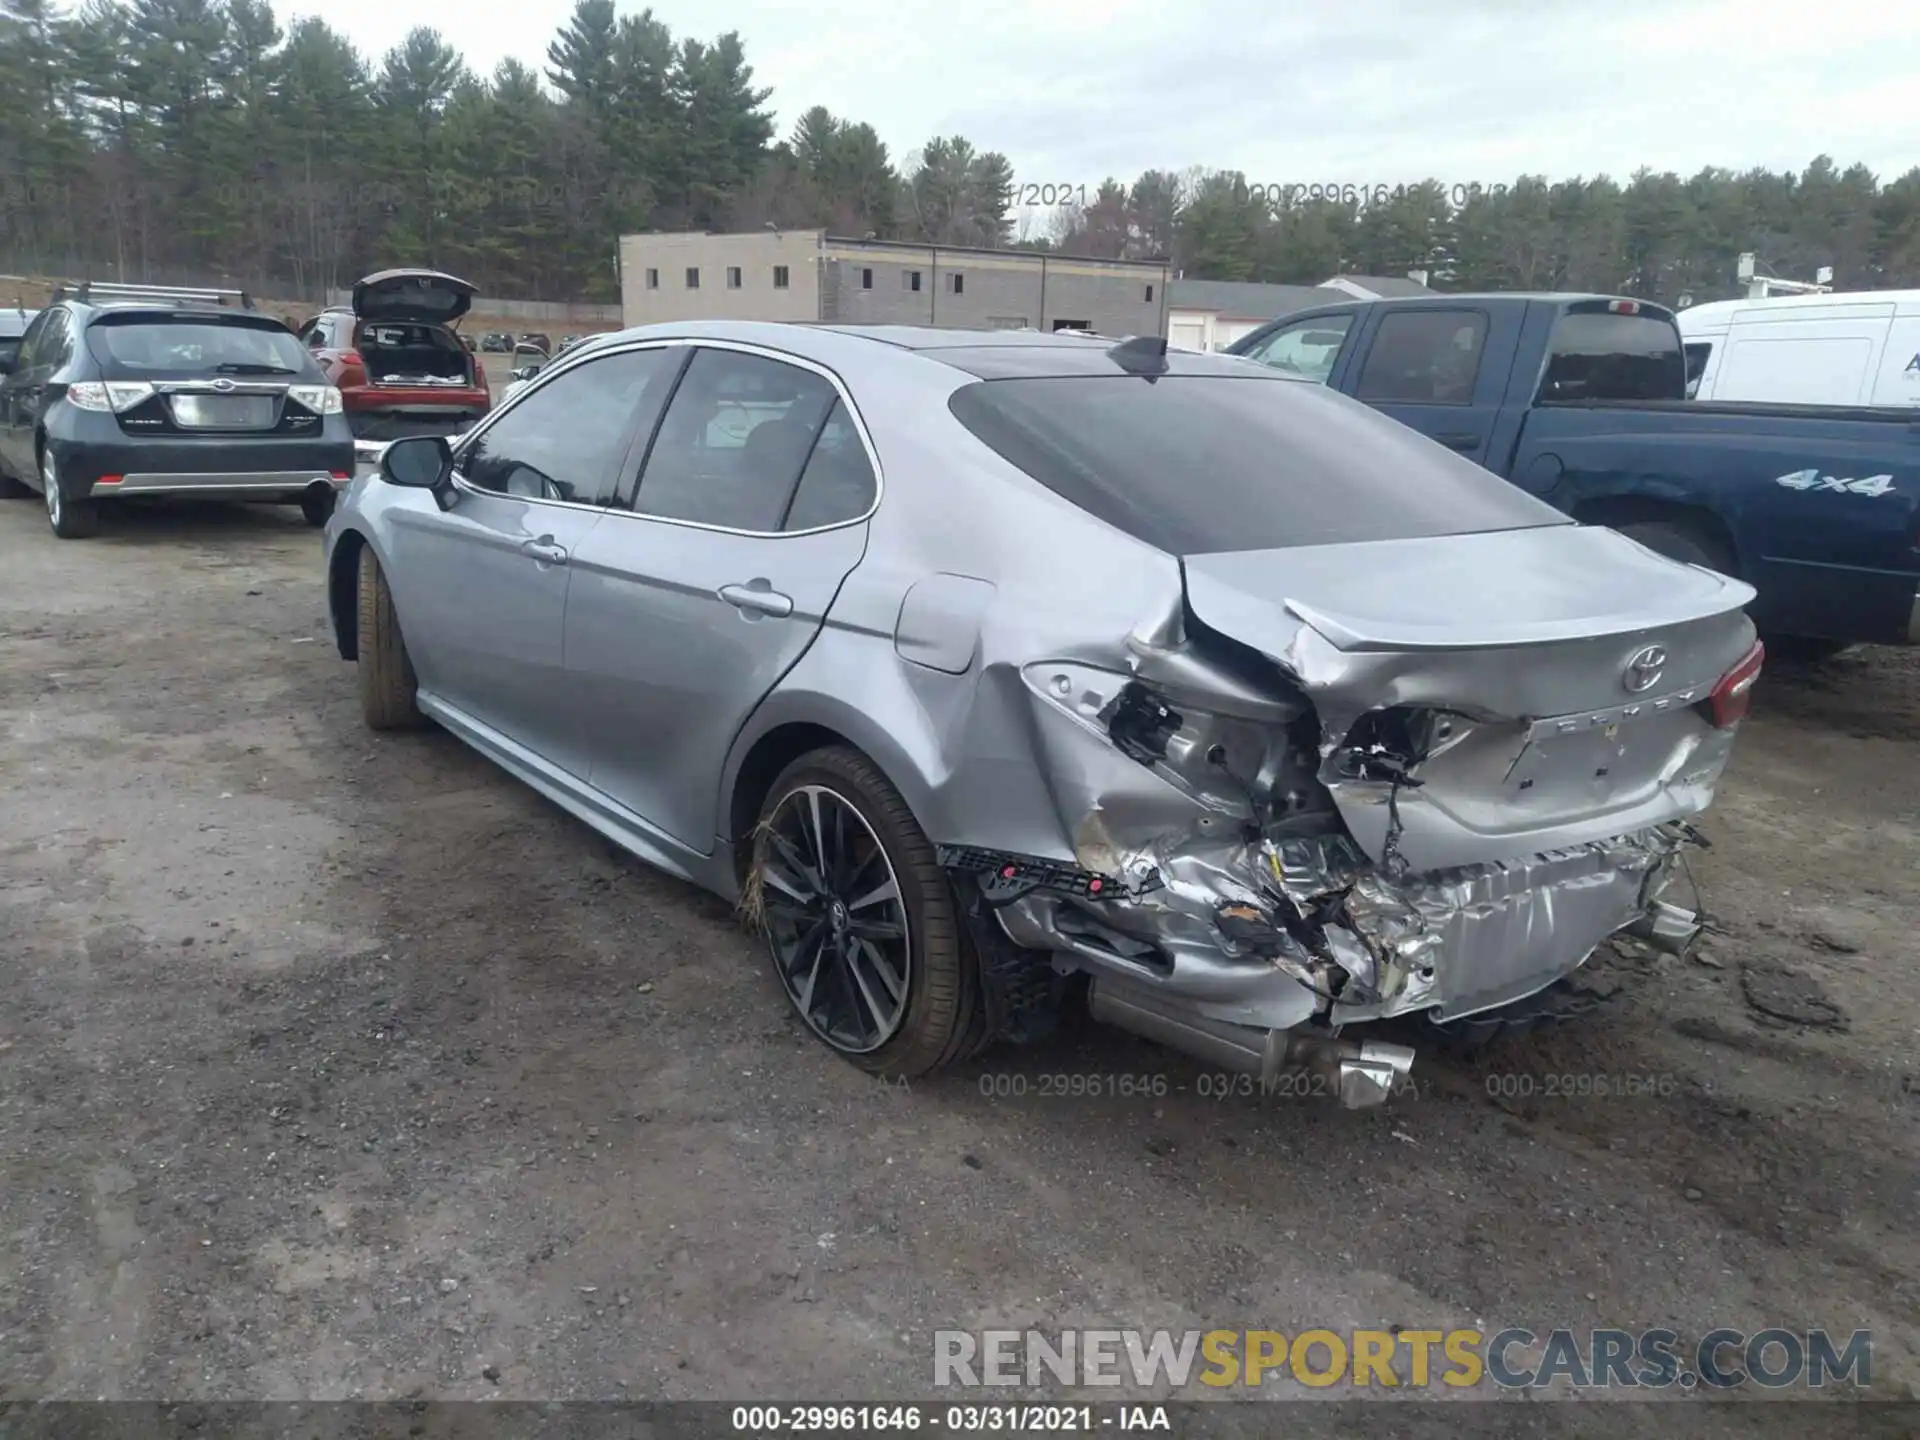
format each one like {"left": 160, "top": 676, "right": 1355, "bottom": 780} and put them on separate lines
{"left": 933, "top": 1328, "right": 1873, "bottom": 1392}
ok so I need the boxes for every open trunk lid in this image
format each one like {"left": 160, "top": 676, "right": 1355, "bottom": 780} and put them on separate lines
{"left": 1181, "top": 524, "right": 1760, "bottom": 872}
{"left": 352, "top": 269, "right": 476, "bottom": 324}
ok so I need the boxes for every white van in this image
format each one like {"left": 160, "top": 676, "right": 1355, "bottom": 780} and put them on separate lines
{"left": 1678, "top": 291, "right": 1920, "bottom": 406}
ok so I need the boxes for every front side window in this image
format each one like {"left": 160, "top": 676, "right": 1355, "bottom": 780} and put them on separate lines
{"left": 1354, "top": 310, "right": 1488, "bottom": 404}
{"left": 459, "top": 347, "right": 677, "bottom": 507}
{"left": 633, "top": 347, "right": 842, "bottom": 531}
{"left": 35, "top": 310, "right": 74, "bottom": 370}
{"left": 1241, "top": 315, "right": 1353, "bottom": 382}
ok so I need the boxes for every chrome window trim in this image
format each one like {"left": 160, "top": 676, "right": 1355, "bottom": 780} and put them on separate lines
{"left": 447, "top": 334, "right": 884, "bottom": 539}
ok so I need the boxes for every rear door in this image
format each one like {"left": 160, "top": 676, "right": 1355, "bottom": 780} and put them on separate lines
{"left": 1347, "top": 303, "right": 1517, "bottom": 464}
{"left": 563, "top": 342, "right": 875, "bottom": 852}
{"left": 381, "top": 343, "right": 680, "bottom": 774}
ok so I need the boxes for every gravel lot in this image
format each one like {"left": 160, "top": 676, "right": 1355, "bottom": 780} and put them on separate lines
{"left": 0, "top": 495, "right": 1914, "bottom": 1422}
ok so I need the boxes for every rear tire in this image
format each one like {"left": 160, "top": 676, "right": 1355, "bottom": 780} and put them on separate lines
{"left": 750, "top": 746, "right": 982, "bottom": 1078}
{"left": 300, "top": 488, "right": 337, "bottom": 528}
{"left": 354, "top": 548, "right": 426, "bottom": 730}
{"left": 42, "top": 448, "right": 101, "bottom": 539}
{"left": 1617, "top": 519, "right": 1734, "bottom": 576}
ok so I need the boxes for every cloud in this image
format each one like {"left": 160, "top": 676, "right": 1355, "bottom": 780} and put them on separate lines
{"left": 295, "top": 0, "right": 1920, "bottom": 190}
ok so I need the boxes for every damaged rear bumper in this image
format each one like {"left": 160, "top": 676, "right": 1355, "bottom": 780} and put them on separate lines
{"left": 966, "top": 822, "right": 1701, "bottom": 1107}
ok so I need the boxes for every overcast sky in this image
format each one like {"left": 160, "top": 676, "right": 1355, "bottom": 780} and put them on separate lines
{"left": 297, "top": 0, "right": 1919, "bottom": 215}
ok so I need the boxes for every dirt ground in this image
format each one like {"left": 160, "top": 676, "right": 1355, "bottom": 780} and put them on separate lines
{"left": 0, "top": 495, "right": 1915, "bottom": 1423}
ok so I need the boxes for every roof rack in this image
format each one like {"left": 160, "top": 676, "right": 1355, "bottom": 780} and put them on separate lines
{"left": 50, "top": 281, "right": 256, "bottom": 310}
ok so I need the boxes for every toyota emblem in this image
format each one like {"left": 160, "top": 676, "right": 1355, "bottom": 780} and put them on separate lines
{"left": 210, "top": 377, "right": 236, "bottom": 392}
{"left": 1622, "top": 644, "right": 1667, "bottom": 693}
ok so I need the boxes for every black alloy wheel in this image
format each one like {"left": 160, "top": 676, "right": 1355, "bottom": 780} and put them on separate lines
{"left": 759, "top": 782, "right": 914, "bottom": 1054}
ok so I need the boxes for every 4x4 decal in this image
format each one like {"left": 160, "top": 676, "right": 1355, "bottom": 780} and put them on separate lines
{"left": 1775, "top": 468, "right": 1898, "bottom": 497}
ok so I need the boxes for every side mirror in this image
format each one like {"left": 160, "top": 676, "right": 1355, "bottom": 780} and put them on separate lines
{"left": 380, "top": 434, "right": 453, "bottom": 495}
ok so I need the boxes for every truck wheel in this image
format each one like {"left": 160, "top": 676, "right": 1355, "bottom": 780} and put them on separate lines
{"left": 1618, "top": 520, "right": 1734, "bottom": 576}
{"left": 42, "top": 448, "right": 101, "bottom": 539}
{"left": 749, "top": 746, "right": 984, "bottom": 1078}
{"left": 355, "top": 548, "right": 426, "bottom": 730}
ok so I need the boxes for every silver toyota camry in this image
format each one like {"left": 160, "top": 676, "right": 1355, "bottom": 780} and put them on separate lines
{"left": 323, "top": 321, "right": 1763, "bottom": 1106}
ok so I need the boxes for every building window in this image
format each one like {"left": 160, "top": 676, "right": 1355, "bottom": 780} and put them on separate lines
{"left": 645, "top": 268, "right": 659, "bottom": 290}
{"left": 726, "top": 266, "right": 742, "bottom": 289}
{"left": 773, "top": 265, "right": 790, "bottom": 289}
{"left": 1145, "top": 283, "right": 1154, "bottom": 302}
{"left": 860, "top": 268, "right": 873, "bottom": 290}
{"left": 906, "top": 270, "right": 922, "bottom": 293}
{"left": 947, "top": 272, "right": 964, "bottom": 295}
{"left": 686, "top": 267, "right": 700, "bottom": 290}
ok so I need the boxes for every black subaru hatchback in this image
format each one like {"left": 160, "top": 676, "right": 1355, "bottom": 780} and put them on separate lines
{"left": 0, "top": 282, "right": 355, "bottom": 539}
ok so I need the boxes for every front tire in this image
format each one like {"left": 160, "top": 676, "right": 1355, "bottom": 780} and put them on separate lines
{"left": 354, "top": 548, "right": 426, "bottom": 730}
{"left": 42, "top": 448, "right": 101, "bottom": 539}
{"left": 750, "top": 747, "right": 983, "bottom": 1077}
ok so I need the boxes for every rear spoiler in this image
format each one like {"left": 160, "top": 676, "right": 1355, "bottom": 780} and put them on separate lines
{"left": 51, "top": 281, "right": 256, "bottom": 310}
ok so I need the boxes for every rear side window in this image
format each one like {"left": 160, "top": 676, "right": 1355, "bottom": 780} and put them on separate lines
{"left": 1540, "top": 311, "right": 1686, "bottom": 401}
{"left": 1355, "top": 309, "right": 1488, "bottom": 404}
{"left": 948, "top": 376, "right": 1567, "bottom": 554}
{"left": 634, "top": 348, "right": 841, "bottom": 531}
{"left": 782, "top": 399, "right": 877, "bottom": 530}
{"left": 86, "top": 316, "right": 314, "bottom": 377}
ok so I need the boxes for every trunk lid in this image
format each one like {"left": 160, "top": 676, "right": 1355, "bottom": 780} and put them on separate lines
{"left": 352, "top": 269, "right": 477, "bottom": 324}
{"left": 1181, "top": 524, "right": 1760, "bottom": 871}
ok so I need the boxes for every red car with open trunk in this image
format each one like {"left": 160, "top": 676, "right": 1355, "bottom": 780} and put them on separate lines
{"left": 298, "top": 269, "right": 491, "bottom": 440}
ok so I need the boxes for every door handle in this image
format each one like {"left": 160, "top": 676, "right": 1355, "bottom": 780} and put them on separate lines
{"left": 719, "top": 581, "right": 794, "bottom": 618}
{"left": 520, "top": 536, "right": 568, "bottom": 566}
{"left": 1433, "top": 433, "right": 1481, "bottom": 450}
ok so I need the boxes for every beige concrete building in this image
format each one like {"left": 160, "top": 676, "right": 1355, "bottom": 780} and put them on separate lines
{"left": 618, "top": 230, "right": 1170, "bottom": 336}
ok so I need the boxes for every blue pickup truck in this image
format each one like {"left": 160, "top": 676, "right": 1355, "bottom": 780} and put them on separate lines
{"left": 1225, "top": 293, "right": 1920, "bottom": 653}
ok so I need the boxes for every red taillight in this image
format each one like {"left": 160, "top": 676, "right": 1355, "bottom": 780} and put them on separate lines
{"left": 1609, "top": 299, "right": 1641, "bottom": 314}
{"left": 1708, "top": 640, "right": 1764, "bottom": 728}
{"left": 340, "top": 350, "right": 364, "bottom": 367}
{"left": 329, "top": 471, "right": 351, "bottom": 481}
{"left": 95, "top": 474, "right": 123, "bottom": 485}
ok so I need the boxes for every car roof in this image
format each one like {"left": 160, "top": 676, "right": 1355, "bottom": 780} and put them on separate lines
{"left": 74, "top": 301, "right": 277, "bottom": 323}
{"left": 594, "top": 319, "right": 1284, "bottom": 382}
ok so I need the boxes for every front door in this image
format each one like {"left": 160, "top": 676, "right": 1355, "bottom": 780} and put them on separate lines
{"left": 564, "top": 344, "right": 876, "bottom": 851}
{"left": 380, "top": 344, "right": 679, "bottom": 775}
{"left": 0, "top": 309, "right": 56, "bottom": 480}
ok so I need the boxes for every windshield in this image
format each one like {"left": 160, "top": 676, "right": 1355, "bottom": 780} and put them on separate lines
{"left": 949, "top": 375, "right": 1568, "bottom": 554}
{"left": 86, "top": 317, "right": 314, "bottom": 377}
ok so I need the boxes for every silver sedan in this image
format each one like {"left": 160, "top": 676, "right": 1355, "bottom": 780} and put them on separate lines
{"left": 322, "top": 322, "right": 1762, "bottom": 1106}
